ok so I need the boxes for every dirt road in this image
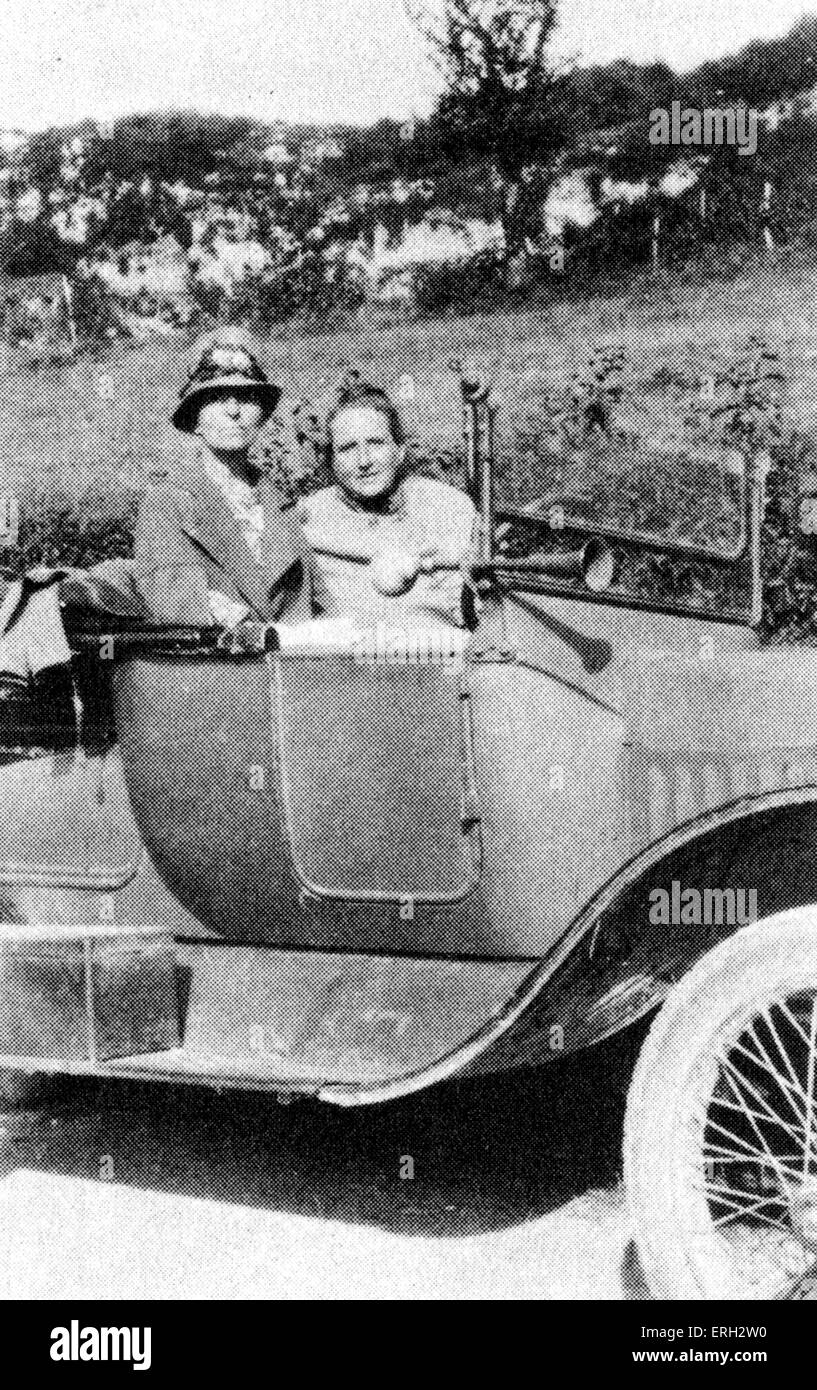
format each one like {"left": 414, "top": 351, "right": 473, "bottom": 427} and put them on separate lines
{"left": 0, "top": 1025, "right": 650, "bottom": 1300}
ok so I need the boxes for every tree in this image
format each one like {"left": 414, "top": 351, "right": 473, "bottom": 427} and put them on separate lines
{"left": 0, "top": 217, "right": 73, "bottom": 277}
{"left": 407, "top": 0, "right": 570, "bottom": 267}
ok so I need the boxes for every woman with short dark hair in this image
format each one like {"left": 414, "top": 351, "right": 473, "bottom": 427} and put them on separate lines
{"left": 302, "top": 378, "right": 477, "bottom": 629}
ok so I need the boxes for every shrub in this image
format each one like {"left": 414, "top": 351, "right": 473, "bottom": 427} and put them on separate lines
{"left": 5, "top": 487, "right": 138, "bottom": 577}
{"left": 758, "top": 428, "right": 817, "bottom": 644}
{"left": 70, "top": 274, "right": 124, "bottom": 343}
{"left": 413, "top": 249, "right": 506, "bottom": 318}
{"left": 190, "top": 252, "right": 366, "bottom": 333}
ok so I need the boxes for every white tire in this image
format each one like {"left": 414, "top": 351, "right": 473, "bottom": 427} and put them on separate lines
{"left": 624, "top": 910, "right": 817, "bottom": 1299}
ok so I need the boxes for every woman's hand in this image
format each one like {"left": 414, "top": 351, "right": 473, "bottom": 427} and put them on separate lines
{"left": 216, "top": 618, "right": 273, "bottom": 655}
{"left": 208, "top": 590, "right": 251, "bottom": 629}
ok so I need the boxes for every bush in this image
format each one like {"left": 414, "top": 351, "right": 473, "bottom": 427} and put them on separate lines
{"left": 757, "top": 428, "right": 817, "bottom": 644}
{"left": 70, "top": 274, "right": 123, "bottom": 343}
{"left": 190, "top": 252, "right": 365, "bottom": 332}
{"left": 413, "top": 249, "right": 506, "bottom": 318}
{"left": 5, "top": 487, "right": 138, "bottom": 577}
{"left": 0, "top": 217, "right": 73, "bottom": 279}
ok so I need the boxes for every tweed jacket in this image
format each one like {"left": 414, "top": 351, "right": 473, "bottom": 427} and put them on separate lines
{"left": 134, "top": 452, "right": 331, "bottom": 626}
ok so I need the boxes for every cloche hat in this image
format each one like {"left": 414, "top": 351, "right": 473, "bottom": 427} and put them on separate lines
{"left": 172, "top": 326, "right": 281, "bottom": 433}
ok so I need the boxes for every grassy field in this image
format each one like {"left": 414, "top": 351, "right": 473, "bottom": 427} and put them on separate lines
{"left": 3, "top": 249, "right": 817, "bottom": 634}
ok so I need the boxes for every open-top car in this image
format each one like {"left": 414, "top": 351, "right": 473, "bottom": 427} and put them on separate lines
{"left": 1, "top": 368, "right": 817, "bottom": 1300}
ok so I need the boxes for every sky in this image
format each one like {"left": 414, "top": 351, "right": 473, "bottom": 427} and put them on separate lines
{"left": 0, "top": 0, "right": 812, "bottom": 131}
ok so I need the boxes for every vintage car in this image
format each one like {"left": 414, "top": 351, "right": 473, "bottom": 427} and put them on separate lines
{"left": 0, "top": 369, "right": 816, "bottom": 1302}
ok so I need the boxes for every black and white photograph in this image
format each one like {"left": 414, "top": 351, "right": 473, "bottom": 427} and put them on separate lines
{"left": 0, "top": 0, "right": 814, "bottom": 1335}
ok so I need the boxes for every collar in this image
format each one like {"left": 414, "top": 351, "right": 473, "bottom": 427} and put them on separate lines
{"left": 333, "top": 478, "right": 408, "bottom": 521}
{"left": 199, "top": 449, "right": 260, "bottom": 515}
{"left": 172, "top": 447, "right": 301, "bottom": 620}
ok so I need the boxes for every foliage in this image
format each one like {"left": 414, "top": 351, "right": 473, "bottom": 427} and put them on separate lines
{"left": 413, "top": 247, "right": 506, "bottom": 316}
{"left": 0, "top": 218, "right": 74, "bottom": 278}
{"left": 4, "top": 12, "right": 817, "bottom": 325}
{"left": 567, "top": 61, "right": 676, "bottom": 134}
{"left": 695, "top": 15, "right": 817, "bottom": 108}
{"left": 6, "top": 488, "right": 137, "bottom": 577}
{"left": 83, "top": 112, "right": 256, "bottom": 187}
{"left": 496, "top": 330, "right": 817, "bottom": 632}
{"left": 189, "top": 250, "right": 366, "bottom": 331}
{"left": 409, "top": 0, "right": 569, "bottom": 255}
{"left": 69, "top": 273, "right": 123, "bottom": 343}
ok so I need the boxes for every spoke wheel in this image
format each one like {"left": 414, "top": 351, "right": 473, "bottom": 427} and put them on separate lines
{"left": 624, "top": 911, "right": 817, "bottom": 1299}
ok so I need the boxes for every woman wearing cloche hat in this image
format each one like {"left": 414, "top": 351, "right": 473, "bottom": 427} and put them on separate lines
{"left": 134, "top": 326, "right": 331, "bottom": 631}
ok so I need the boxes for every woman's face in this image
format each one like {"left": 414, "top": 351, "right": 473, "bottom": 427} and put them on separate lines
{"left": 330, "top": 405, "right": 404, "bottom": 504}
{"left": 195, "top": 389, "right": 267, "bottom": 455}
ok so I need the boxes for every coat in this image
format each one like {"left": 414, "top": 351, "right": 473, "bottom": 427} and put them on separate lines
{"left": 0, "top": 559, "right": 148, "bottom": 683}
{"left": 134, "top": 454, "right": 331, "bottom": 626}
